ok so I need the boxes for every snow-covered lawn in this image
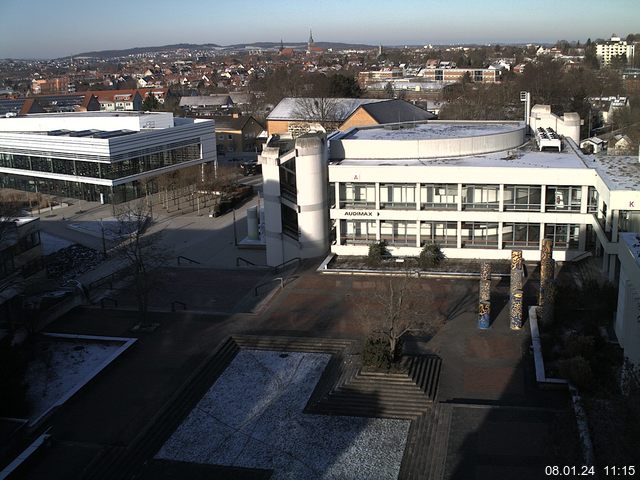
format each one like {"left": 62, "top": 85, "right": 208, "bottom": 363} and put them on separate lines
{"left": 25, "top": 335, "right": 126, "bottom": 423}
{"left": 156, "top": 350, "right": 410, "bottom": 480}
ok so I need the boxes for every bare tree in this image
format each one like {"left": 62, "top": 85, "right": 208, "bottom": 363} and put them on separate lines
{"left": 292, "top": 97, "right": 347, "bottom": 133}
{"left": 361, "top": 274, "right": 444, "bottom": 359}
{"left": 115, "top": 200, "right": 170, "bottom": 326}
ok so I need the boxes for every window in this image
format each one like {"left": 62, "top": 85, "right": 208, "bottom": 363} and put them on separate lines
{"left": 328, "top": 183, "right": 336, "bottom": 208}
{"left": 339, "top": 183, "right": 376, "bottom": 209}
{"left": 461, "top": 222, "right": 499, "bottom": 247}
{"left": 546, "top": 186, "right": 582, "bottom": 212}
{"left": 503, "top": 185, "right": 541, "bottom": 211}
{"left": 279, "top": 158, "right": 296, "bottom": 202}
{"left": 420, "top": 221, "right": 457, "bottom": 247}
{"left": 380, "top": 184, "right": 416, "bottom": 209}
{"left": 281, "top": 204, "right": 298, "bottom": 239}
{"left": 421, "top": 184, "right": 457, "bottom": 210}
{"left": 379, "top": 220, "right": 416, "bottom": 245}
{"left": 341, "top": 220, "right": 377, "bottom": 244}
{"left": 587, "top": 187, "right": 598, "bottom": 213}
{"left": 227, "top": 134, "right": 233, "bottom": 140}
{"left": 462, "top": 185, "right": 499, "bottom": 210}
{"left": 544, "top": 224, "right": 580, "bottom": 249}
{"left": 503, "top": 223, "right": 540, "bottom": 248}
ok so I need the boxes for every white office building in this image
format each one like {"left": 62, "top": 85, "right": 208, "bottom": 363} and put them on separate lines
{"left": 260, "top": 108, "right": 639, "bottom": 280}
{"left": 596, "top": 35, "right": 635, "bottom": 66}
{"left": 0, "top": 111, "right": 216, "bottom": 204}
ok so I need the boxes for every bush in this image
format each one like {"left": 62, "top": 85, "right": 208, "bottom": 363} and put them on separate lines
{"left": 564, "top": 335, "right": 596, "bottom": 359}
{"left": 558, "top": 356, "right": 594, "bottom": 390}
{"left": 418, "top": 242, "right": 445, "bottom": 269}
{"left": 367, "top": 240, "right": 388, "bottom": 267}
{"left": 362, "top": 337, "right": 393, "bottom": 369}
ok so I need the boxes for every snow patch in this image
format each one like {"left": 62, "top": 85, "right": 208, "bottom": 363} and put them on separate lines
{"left": 156, "top": 350, "right": 410, "bottom": 480}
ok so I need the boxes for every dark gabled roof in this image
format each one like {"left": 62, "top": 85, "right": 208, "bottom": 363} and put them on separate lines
{"left": 0, "top": 98, "right": 45, "bottom": 116}
{"left": 358, "top": 99, "right": 436, "bottom": 124}
{"left": 213, "top": 115, "right": 264, "bottom": 131}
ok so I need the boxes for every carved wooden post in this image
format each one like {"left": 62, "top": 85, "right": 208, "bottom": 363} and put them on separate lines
{"left": 539, "top": 239, "right": 553, "bottom": 305}
{"left": 478, "top": 301, "right": 490, "bottom": 329}
{"left": 510, "top": 289, "right": 524, "bottom": 329}
{"left": 479, "top": 261, "right": 491, "bottom": 303}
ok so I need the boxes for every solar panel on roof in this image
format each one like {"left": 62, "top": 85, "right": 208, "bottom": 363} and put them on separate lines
{"left": 48, "top": 129, "right": 71, "bottom": 136}
{"left": 68, "top": 130, "right": 98, "bottom": 137}
{"left": 91, "top": 130, "right": 135, "bottom": 139}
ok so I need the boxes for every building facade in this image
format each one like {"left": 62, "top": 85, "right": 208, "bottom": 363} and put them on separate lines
{"left": 596, "top": 36, "right": 635, "bottom": 66}
{"left": 259, "top": 112, "right": 639, "bottom": 287}
{"left": 0, "top": 112, "right": 216, "bottom": 204}
{"left": 418, "top": 68, "right": 500, "bottom": 83}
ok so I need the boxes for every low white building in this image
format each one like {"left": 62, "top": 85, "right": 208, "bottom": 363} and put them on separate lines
{"left": 615, "top": 233, "right": 640, "bottom": 365}
{"left": 0, "top": 111, "right": 216, "bottom": 203}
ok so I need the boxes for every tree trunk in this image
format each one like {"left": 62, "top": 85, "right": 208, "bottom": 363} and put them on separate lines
{"left": 389, "top": 336, "right": 398, "bottom": 361}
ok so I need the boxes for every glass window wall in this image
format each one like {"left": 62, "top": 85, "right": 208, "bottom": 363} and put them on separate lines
{"left": 420, "top": 184, "right": 457, "bottom": 210}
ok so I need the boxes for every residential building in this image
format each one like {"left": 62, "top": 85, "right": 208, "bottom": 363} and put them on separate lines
{"left": 266, "top": 97, "right": 387, "bottom": 137}
{"left": 31, "top": 93, "right": 100, "bottom": 113}
{"left": 596, "top": 35, "right": 635, "bottom": 67}
{"left": 418, "top": 68, "right": 500, "bottom": 83}
{"left": 0, "top": 98, "right": 45, "bottom": 117}
{"left": 0, "top": 111, "right": 216, "bottom": 204}
{"left": 357, "top": 69, "right": 404, "bottom": 88}
{"left": 588, "top": 96, "right": 630, "bottom": 124}
{"left": 90, "top": 90, "right": 143, "bottom": 112}
{"left": 180, "top": 95, "right": 236, "bottom": 115}
{"left": 213, "top": 113, "right": 264, "bottom": 162}
{"left": 338, "top": 99, "right": 436, "bottom": 131}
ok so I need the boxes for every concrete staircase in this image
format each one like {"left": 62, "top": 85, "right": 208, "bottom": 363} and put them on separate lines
{"left": 398, "top": 403, "right": 453, "bottom": 480}
{"left": 308, "top": 356, "right": 441, "bottom": 420}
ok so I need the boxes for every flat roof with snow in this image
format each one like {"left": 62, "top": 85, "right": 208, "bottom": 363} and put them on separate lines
{"left": 339, "top": 121, "right": 523, "bottom": 141}
{"left": 588, "top": 155, "right": 640, "bottom": 191}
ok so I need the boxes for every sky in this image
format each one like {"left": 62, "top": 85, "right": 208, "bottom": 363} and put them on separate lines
{"left": 1, "top": 0, "right": 639, "bottom": 59}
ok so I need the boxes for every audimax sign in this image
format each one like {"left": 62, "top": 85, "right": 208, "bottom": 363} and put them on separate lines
{"left": 344, "top": 211, "right": 380, "bottom": 217}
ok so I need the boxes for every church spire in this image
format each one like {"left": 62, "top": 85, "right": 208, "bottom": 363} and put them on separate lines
{"left": 307, "top": 28, "right": 315, "bottom": 53}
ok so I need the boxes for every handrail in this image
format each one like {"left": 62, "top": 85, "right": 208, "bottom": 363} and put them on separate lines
{"left": 171, "top": 300, "right": 187, "bottom": 311}
{"left": 100, "top": 297, "right": 118, "bottom": 309}
{"left": 254, "top": 277, "right": 284, "bottom": 296}
{"left": 177, "top": 255, "right": 201, "bottom": 265}
{"left": 236, "top": 256, "right": 257, "bottom": 267}
{"left": 272, "top": 257, "right": 301, "bottom": 274}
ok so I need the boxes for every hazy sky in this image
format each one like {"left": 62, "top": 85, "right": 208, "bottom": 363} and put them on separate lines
{"left": 1, "top": 0, "right": 639, "bottom": 58}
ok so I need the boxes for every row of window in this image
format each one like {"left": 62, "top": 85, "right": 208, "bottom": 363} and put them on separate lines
{"left": 339, "top": 220, "right": 584, "bottom": 249}
{"left": 0, "top": 173, "right": 155, "bottom": 204}
{"left": 334, "top": 183, "right": 599, "bottom": 213}
{"left": 0, "top": 143, "right": 201, "bottom": 180}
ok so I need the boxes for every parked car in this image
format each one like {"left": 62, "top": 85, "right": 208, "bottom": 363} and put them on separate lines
{"left": 240, "top": 161, "right": 261, "bottom": 176}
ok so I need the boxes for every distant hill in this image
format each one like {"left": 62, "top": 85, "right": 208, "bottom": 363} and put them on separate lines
{"left": 71, "top": 43, "right": 222, "bottom": 59}
{"left": 70, "top": 41, "right": 377, "bottom": 59}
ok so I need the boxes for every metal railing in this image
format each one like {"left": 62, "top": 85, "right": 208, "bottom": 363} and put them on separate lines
{"left": 177, "top": 255, "right": 201, "bottom": 265}
{"left": 273, "top": 257, "right": 301, "bottom": 274}
{"left": 254, "top": 277, "right": 284, "bottom": 296}
{"left": 236, "top": 256, "right": 258, "bottom": 267}
{"left": 171, "top": 301, "right": 187, "bottom": 311}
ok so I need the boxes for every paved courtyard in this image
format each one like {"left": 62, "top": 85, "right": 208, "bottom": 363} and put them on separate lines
{"left": 6, "top": 262, "right": 573, "bottom": 479}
